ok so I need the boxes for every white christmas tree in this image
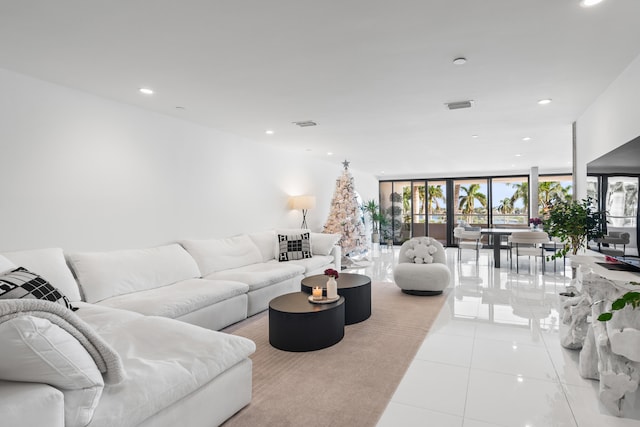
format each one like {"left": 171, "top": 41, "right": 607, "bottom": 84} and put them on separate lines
{"left": 323, "top": 160, "right": 367, "bottom": 258}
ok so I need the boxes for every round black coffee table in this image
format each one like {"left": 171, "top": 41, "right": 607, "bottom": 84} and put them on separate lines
{"left": 269, "top": 292, "right": 345, "bottom": 352}
{"left": 301, "top": 273, "right": 371, "bottom": 325}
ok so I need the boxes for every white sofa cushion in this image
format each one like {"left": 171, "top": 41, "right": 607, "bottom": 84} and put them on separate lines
{"left": 267, "top": 255, "right": 334, "bottom": 276}
{"left": 0, "top": 381, "right": 65, "bottom": 427}
{"left": 248, "top": 230, "right": 277, "bottom": 262}
{"left": 310, "top": 232, "right": 341, "bottom": 256}
{"left": 73, "top": 303, "right": 255, "bottom": 427}
{"left": 204, "top": 262, "right": 304, "bottom": 292}
{"left": 1, "top": 248, "right": 81, "bottom": 302}
{"left": 181, "top": 235, "right": 262, "bottom": 275}
{"left": 67, "top": 244, "right": 201, "bottom": 303}
{"left": 95, "top": 278, "right": 249, "bottom": 319}
{"left": 0, "top": 316, "right": 104, "bottom": 427}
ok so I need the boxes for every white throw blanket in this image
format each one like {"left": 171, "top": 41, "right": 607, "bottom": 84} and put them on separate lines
{"left": 0, "top": 299, "right": 125, "bottom": 384}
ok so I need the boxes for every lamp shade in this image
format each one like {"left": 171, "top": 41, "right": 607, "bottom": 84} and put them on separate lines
{"left": 291, "top": 195, "right": 316, "bottom": 210}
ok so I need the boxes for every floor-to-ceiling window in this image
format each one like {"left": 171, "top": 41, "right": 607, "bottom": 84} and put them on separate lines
{"left": 491, "top": 176, "right": 528, "bottom": 227}
{"left": 453, "top": 178, "right": 488, "bottom": 227}
{"left": 412, "top": 182, "right": 426, "bottom": 238}
{"left": 379, "top": 181, "right": 412, "bottom": 244}
{"left": 427, "top": 180, "right": 447, "bottom": 244}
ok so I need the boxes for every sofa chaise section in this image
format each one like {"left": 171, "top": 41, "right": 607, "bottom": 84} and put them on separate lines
{"left": 73, "top": 303, "right": 255, "bottom": 427}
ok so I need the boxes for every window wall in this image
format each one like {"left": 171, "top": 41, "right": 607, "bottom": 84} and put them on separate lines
{"left": 380, "top": 173, "right": 572, "bottom": 246}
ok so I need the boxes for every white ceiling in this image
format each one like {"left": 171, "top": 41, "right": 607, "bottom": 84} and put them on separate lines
{"left": 1, "top": 0, "right": 640, "bottom": 179}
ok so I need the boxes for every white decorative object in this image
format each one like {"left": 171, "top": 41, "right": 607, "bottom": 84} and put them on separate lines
{"left": 563, "top": 257, "right": 640, "bottom": 416}
{"left": 326, "top": 277, "right": 338, "bottom": 299}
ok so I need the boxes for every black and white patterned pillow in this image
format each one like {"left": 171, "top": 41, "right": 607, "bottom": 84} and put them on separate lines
{"left": 0, "top": 267, "right": 77, "bottom": 311}
{"left": 278, "top": 232, "right": 312, "bottom": 261}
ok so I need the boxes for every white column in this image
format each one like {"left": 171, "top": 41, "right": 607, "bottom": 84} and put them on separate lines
{"left": 530, "top": 166, "right": 539, "bottom": 218}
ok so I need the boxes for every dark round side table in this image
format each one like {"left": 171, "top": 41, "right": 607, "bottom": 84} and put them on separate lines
{"left": 269, "top": 292, "right": 345, "bottom": 352}
{"left": 301, "top": 273, "right": 371, "bottom": 325}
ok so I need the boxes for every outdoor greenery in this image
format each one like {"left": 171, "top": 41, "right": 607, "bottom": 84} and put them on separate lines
{"left": 542, "top": 197, "right": 605, "bottom": 258}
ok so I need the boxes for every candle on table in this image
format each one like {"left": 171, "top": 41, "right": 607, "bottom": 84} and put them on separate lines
{"left": 312, "top": 286, "right": 323, "bottom": 300}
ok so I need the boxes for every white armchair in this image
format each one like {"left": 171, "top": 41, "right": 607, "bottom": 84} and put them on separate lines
{"left": 393, "top": 237, "right": 451, "bottom": 295}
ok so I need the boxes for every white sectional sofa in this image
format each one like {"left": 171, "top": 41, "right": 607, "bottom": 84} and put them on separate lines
{"left": 0, "top": 229, "right": 341, "bottom": 427}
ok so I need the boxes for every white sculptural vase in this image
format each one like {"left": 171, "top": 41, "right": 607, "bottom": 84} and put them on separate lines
{"left": 326, "top": 277, "right": 338, "bottom": 299}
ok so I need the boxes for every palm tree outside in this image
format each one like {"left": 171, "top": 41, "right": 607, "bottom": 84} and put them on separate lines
{"left": 458, "top": 184, "right": 487, "bottom": 224}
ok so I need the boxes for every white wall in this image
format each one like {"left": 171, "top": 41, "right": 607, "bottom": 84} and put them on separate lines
{"left": 0, "top": 68, "right": 378, "bottom": 251}
{"left": 575, "top": 53, "right": 640, "bottom": 199}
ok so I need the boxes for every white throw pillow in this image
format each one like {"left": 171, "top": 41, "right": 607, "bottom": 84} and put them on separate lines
{"left": 1, "top": 248, "right": 81, "bottom": 302}
{"left": 277, "top": 232, "right": 312, "bottom": 261}
{"left": 0, "top": 316, "right": 104, "bottom": 427}
{"left": 0, "top": 267, "right": 77, "bottom": 311}
{"left": 67, "top": 244, "right": 201, "bottom": 303}
{"left": 310, "top": 232, "right": 341, "bottom": 256}
{"left": 181, "top": 235, "right": 262, "bottom": 275}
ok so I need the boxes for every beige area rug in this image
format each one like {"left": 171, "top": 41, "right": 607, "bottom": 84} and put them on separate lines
{"left": 222, "top": 281, "right": 448, "bottom": 427}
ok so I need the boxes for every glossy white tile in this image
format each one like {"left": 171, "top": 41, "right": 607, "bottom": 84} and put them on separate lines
{"left": 390, "top": 359, "right": 469, "bottom": 417}
{"left": 465, "top": 369, "right": 576, "bottom": 427}
{"left": 415, "top": 332, "right": 474, "bottom": 368}
{"left": 377, "top": 402, "right": 463, "bottom": 427}
{"left": 471, "top": 338, "right": 559, "bottom": 382}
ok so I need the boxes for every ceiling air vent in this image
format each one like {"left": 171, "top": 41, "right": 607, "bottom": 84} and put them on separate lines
{"left": 446, "top": 101, "right": 473, "bottom": 110}
{"left": 293, "top": 120, "right": 317, "bottom": 127}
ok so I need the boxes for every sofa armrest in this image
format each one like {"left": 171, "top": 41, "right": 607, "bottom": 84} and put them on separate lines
{"left": 329, "top": 245, "right": 342, "bottom": 271}
{"left": 0, "top": 381, "right": 65, "bottom": 427}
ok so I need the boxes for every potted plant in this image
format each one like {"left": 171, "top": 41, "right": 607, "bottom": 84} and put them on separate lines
{"left": 543, "top": 196, "right": 605, "bottom": 259}
{"left": 363, "top": 199, "right": 382, "bottom": 243}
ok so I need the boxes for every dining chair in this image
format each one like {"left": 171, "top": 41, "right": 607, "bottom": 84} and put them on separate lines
{"left": 454, "top": 226, "right": 482, "bottom": 263}
{"left": 509, "top": 231, "right": 550, "bottom": 273}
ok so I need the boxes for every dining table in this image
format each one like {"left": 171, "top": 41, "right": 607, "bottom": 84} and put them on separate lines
{"left": 480, "top": 227, "right": 533, "bottom": 268}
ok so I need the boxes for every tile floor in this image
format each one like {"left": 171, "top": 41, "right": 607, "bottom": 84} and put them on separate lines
{"left": 345, "top": 245, "right": 640, "bottom": 427}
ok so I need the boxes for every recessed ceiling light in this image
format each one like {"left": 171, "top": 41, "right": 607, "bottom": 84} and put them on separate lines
{"left": 327, "top": 152, "right": 334, "bottom": 156}
{"left": 139, "top": 88, "right": 154, "bottom": 95}
{"left": 580, "top": 0, "right": 604, "bottom": 7}
{"left": 471, "top": 134, "right": 479, "bottom": 138}
{"left": 537, "top": 99, "right": 552, "bottom": 105}
{"left": 515, "top": 154, "right": 522, "bottom": 157}
{"left": 380, "top": 171, "right": 385, "bottom": 175}
{"left": 522, "top": 137, "right": 531, "bottom": 141}
{"left": 453, "top": 57, "right": 467, "bottom": 65}
{"left": 265, "top": 130, "right": 274, "bottom": 135}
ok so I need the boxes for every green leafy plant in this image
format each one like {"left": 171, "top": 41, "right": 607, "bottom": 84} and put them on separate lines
{"left": 543, "top": 197, "right": 605, "bottom": 259}
{"left": 597, "top": 283, "right": 640, "bottom": 322}
{"left": 362, "top": 199, "right": 381, "bottom": 234}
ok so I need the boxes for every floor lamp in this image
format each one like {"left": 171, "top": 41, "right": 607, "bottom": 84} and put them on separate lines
{"left": 291, "top": 195, "right": 316, "bottom": 229}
